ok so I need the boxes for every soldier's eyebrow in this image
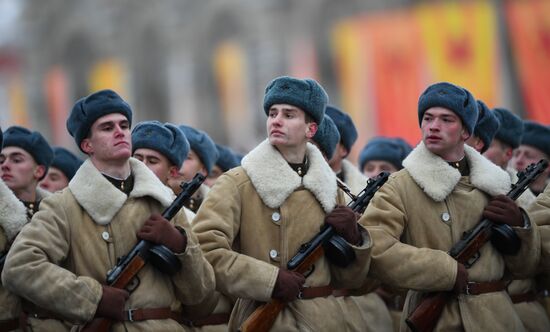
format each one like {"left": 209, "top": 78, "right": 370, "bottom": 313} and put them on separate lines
{"left": 97, "top": 120, "right": 115, "bottom": 129}
{"left": 7, "top": 152, "right": 26, "bottom": 159}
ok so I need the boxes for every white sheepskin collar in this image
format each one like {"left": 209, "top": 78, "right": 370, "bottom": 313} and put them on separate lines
{"left": 341, "top": 159, "right": 369, "bottom": 196}
{"left": 35, "top": 186, "right": 51, "bottom": 200}
{"left": 0, "top": 180, "right": 28, "bottom": 242}
{"left": 402, "top": 142, "right": 511, "bottom": 202}
{"left": 241, "top": 140, "right": 337, "bottom": 212}
{"left": 69, "top": 158, "right": 174, "bottom": 225}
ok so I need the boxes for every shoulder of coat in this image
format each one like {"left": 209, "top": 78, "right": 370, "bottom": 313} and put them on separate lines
{"left": 224, "top": 166, "right": 251, "bottom": 187}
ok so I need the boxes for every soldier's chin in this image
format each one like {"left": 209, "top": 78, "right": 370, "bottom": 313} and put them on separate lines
{"left": 268, "top": 136, "right": 286, "bottom": 146}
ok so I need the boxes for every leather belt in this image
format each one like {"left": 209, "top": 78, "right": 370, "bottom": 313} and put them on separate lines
{"left": 298, "top": 286, "right": 350, "bottom": 299}
{"left": 463, "top": 280, "right": 507, "bottom": 295}
{"left": 510, "top": 291, "right": 537, "bottom": 304}
{"left": 182, "top": 313, "right": 230, "bottom": 327}
{"left": 123, "top": 307, "right": 182, "bottom": 323}
{"left": 0, "top": 319, "right": 19, "bottom": 331}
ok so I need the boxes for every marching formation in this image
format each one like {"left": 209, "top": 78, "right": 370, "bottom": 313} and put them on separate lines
{"left": 1, "top": 76, "right": 549, "bottom": 332}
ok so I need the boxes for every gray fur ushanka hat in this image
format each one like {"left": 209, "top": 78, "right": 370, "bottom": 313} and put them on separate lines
{"left": 263, "top": 76, "right": 328, "bottom": 125}
{"left": 418, "top": 82, "right": 479, "bottom": 135}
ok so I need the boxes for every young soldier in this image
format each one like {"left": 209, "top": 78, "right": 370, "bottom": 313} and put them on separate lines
{"left": 358, "top": 137, "right": 412, "bottom": 179}
{"left": 469, "top": 106, "right": 544, "bottom": 330}
{"left": 131, "top": 120, "right": 189, "bottom": 186}
{"left": 360, "top": 82, "right": 539, "bottom": 331}
{"left": 2, "top": 89, "right": 215, "bottom": 331}
{"left": 204, "top": 144, "right": 240, "bottom": 188}
{"left": 39, "top": 146, "right": 83, "bottom": 192}
{"left": 310, "top": 114, "right": 341, "bottom": 161}
{"left": 325, "top": 106, "right": 366, "bottom": 197}
{"left": 312, "top": 114, "right": 394, "bottom": 332}
{"left": 510, "top": 120, "right": 550, "bottom": 196}
{"left": 131, "top": 120, "right": 199, "bottom": 262}
{"left": 192, "top": 76, "right": 372, "bottom": 331}
{"left": 484, "top": 108, "right": 523, "bottom": 168}
{"left": 0, "top": 128, "right": 28, "bottom": 331}
{"left": 465, "top": 100, "right": 500, "bottom": 154}
{"left": 167, "top": 125, "right": 218, "bottom": 212}
{"left": 1, "top": 126, "right": 54, "bottom": 219}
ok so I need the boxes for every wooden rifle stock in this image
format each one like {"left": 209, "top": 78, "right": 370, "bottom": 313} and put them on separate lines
{"left": 240, "top": 172, "right": 389, "bottom": 332}
{"left": 82, "top": 173, "right": 205, "bottom": 332}
{"left": 405, "top": 160, "right": 548, "bottom": 332}
{"left": 240, "top": 241, "right": 326, "bottom": 332}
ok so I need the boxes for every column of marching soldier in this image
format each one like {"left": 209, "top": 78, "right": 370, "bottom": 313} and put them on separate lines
{"left": 0, "top": 77, "right": 549, "bottom": 331}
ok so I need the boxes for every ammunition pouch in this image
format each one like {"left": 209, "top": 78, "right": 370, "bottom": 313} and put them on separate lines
{"left": 491, "top": 224, "right": 521, "bottom": 256}
{"left": 323, "top": 234, "right": 356, "bottom": 268}
{"left": 149, "top": 244, "right": 182, "bottom": 275}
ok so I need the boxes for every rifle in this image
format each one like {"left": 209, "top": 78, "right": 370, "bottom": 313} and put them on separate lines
{"left": 83, "top": 173, "right": 205, "bottom": 332}
{"left": 240, "top": 172, "right": 390, "bottom": 332}
{"left": 405, "top": 159, "right": 548, "bottom": 332}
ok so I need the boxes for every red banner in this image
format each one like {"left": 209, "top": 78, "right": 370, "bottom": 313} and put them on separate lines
{"left": 506, "top": 0, "right": 550, "bottom": 124}
{"left": 364, "top": 9, "right": 425, "bottom": 146}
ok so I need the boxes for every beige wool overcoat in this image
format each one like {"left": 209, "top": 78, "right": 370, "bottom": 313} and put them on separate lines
{"left": 0, "top": 179, "right": 27, "bottom": 327}
{"left": 360, "top": 143, "right": 540, "bottom": 332}
{"left": 193, "top": 140, "right": 373, "bottom": 331}
{"left": 2, "top": 158, "right": 215, "bottom": 332}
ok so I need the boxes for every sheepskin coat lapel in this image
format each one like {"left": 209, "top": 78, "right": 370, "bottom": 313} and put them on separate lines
{"left": 69, "top": 157, "right": 173, "bottom": 225}
{"left": 0, "top": 180, "right": 27, "bottom": 242}
{"left": 241, "top": 139, "right": 337, "bottom": 212}
{"left": 403, "top": 142, "right": 511, "bottom": 202}
{"left": 342, "top": 159, "right": 368, "bottom": 197}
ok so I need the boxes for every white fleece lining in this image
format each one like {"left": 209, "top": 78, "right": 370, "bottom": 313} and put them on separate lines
{"left": 0, "top": 180, "right": 28, "bottom": 241}
{"left": 341, "top": 159, "right": 369, "bottom": 196}
{"left": 403, "top": 142, "right": 511, "bottom": 202}
{"left": 69, "top": 158, "right": 174, "bottom": 225}
{"left": 241, "top": 140, "right": 337, "bottom": 212}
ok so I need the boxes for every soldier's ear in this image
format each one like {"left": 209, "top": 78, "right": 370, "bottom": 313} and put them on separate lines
{"left": 168, "top": 165, "right": 179, "bottom": 178}
{"left": 80, "top": 138, "right": 93, "bottom": 154}
{"left": 461, "top": 128, "right": 470, "bottom": 142}
{"left": 306, "top": 122, "right": 318, "bottom": 139}
{"left": 34, "top": 165, "right": 46, "bottom": 181}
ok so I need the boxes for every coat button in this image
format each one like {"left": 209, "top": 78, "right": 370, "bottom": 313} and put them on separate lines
{"left": 102, "top": 231, "right": 110, "bottom": 240}
{"left": 269, "top": 249, "right": 279, "bottom": 260}
{"left": 272, "top": 212, "right": 281, "bottom": 222}
{"left": 441, "top": 212, "right": 450, "bottom": 222}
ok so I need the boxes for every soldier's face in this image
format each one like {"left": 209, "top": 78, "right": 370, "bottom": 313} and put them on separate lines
{"left": 133, "top": 148, "right": 175, "bottom": 185}
{"left": 511, "top": 145, "right": 548, "bottom": 172}
{"left": 362, "top": 160, "right": 398, "bottom": 179}
{"left": 181, "top": 150, "right": 207, "bottom": 181}
{"left": 421, "top": 107, "right": 469, "bottom": 160}
{"left": 0, "top": 146, "right": 44, "bottom": 193}
{"left": 483, "top": 139, "right": 512, "bottom": 169}
{"left": 266, "top": 104, "right": 316, "bottom": 148}
{"left": 81, "top": 113, "right": 132, "bottom": 163}
{"left": 39, "top": 167, "right": 69, "bottom": 192}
